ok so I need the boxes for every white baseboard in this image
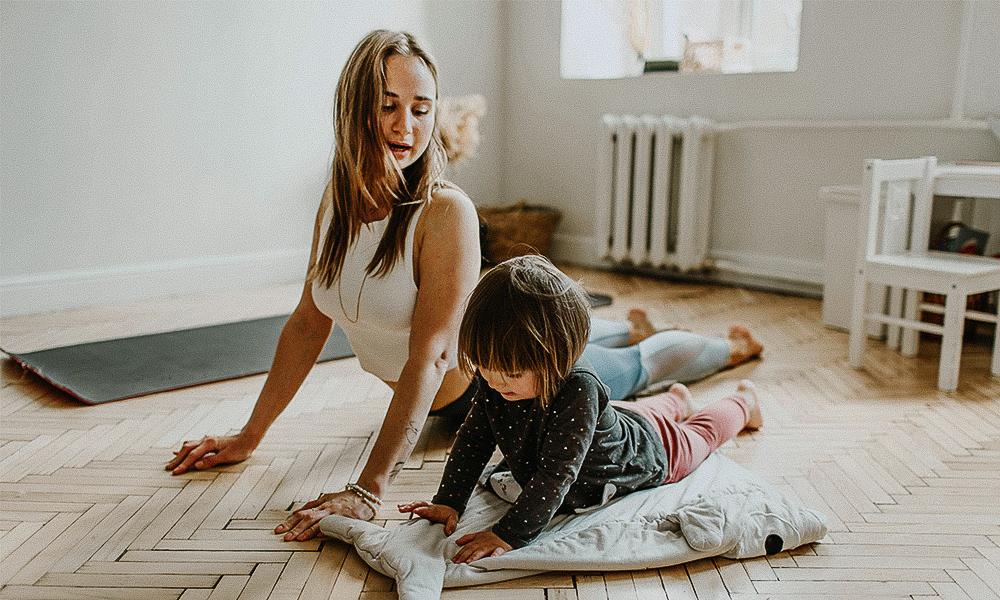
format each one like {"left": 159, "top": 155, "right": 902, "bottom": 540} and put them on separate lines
{"left": 709, "top": 250, "right": 824, "bottom": 286}
{"left": 0, "top": 249, "right": 310, "bottom": 318}
{"left": 549, "top": 234, "right": 824, "bottom": 296}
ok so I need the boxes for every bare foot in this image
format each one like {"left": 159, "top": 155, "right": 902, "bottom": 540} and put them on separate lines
{"left": 736, "top": 379, "right": 763, "bottom": 430}
{"left": 627, "top": 308, "right": 684, "bottom": 345}
{"left": 627, "top": 308, "right": 658, "bottom": 345}
{"left": 725, "top": 325, "right": 763, "bottom": 367}
{"left": 667, "top": 383, "right": 694, "bottom": 421}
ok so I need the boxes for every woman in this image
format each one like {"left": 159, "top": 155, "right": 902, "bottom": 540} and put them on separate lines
{"left": 167, "top": 30, "right": 481, "bottom": 541}
{"left": 166, "top": 29, "right": 763, "bottom": 542}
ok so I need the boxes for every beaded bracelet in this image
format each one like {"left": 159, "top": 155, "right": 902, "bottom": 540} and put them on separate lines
{"left": 345, "top": 483, "right": 382, "bottom": 515}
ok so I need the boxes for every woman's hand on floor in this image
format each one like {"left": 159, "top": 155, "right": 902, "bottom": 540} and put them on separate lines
{"left": 275, "top": 491, "right": 374, "bottom": 541}
{"left": 451, "top": 530, "right": 512, "bottom": 563}
{"left": 398, "top": 501, "right": 459, "bottom": 536}
{"left": 166, "top": 435, "right": 255, "bottom": 475}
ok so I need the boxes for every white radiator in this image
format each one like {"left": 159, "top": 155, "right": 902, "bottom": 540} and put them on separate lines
{"left": 594, "top": 115, "right": 716, "bottom": 271}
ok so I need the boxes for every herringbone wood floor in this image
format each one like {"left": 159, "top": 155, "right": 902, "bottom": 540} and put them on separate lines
{"left": 2, "top": 267, "right": 998, "bottom": 599}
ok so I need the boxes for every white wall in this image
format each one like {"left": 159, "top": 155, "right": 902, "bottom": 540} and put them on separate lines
{"left": 500, "top": 0, "right": 1000, "bottom": 292}
{"left": 423, "top": 0, "right": 505, "bottom": 205}
{"left": 4, "top": 0, "right": 999, "bottom": 318}
{"left": 0, "top": 0, "right": 504, "bottom": 317}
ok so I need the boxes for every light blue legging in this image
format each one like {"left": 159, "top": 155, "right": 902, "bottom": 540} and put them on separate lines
{"left": 584, "top": 317, "right": 731, "bottom": 401}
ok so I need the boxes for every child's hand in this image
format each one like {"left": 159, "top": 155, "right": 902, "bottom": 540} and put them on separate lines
{"left": 397, "top": 501, "right": 459, "bottom": 536}
{"left": 452, "top": 530, "right": 513, "bottom": 563}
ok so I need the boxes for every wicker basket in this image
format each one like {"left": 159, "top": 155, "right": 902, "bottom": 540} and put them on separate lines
{"left": 478, "top": 200, "right": 562, "bottom": 264}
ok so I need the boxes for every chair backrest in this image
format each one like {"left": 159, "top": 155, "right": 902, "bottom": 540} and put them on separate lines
{"left": 857, "top": 157, "right": 937, "bottom": 264}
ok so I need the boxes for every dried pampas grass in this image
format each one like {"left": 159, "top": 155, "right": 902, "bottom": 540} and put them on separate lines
{"left": 438, "top": 94, "right": 486, "bottom": 169}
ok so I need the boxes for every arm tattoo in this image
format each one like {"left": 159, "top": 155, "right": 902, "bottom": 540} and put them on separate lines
{"left": 404, "top": 421, "right": 420, "bottom": 445}
{"left": 389, "top": 422, "right": 420, "bottom": 483}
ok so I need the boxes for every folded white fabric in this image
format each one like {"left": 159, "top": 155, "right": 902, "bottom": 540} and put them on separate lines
{"left": 319, "top": 453, "right": 827, "bottom": 600}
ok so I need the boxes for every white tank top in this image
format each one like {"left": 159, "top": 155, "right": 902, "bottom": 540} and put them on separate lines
{"left": 311, "top": 203, "right": 424, "bottom": 381}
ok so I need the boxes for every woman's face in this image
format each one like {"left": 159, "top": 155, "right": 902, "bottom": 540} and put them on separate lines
{"left": 380, "top": 54, "right": 436, "bottom": 170}
{"left": 479, "top": 367, "right": 541, "bottom": 402}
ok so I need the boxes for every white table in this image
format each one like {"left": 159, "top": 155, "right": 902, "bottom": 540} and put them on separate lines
{"left": 935, "top": 163, "right": 1000, "bottom": 259}
{"left": 934, "top": 163, "right": 1000, "bottom": 199}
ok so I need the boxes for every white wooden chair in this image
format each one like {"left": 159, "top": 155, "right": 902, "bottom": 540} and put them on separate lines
{"left": 847, "top": 156, "right": 1000, "bottom": 391}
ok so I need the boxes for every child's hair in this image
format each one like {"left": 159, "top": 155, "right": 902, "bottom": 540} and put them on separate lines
{"left": 458, "top": 255, "right": 591, "bottom": 406}
{"left": 310, "top": 30, "right": 448, "bottom": 288}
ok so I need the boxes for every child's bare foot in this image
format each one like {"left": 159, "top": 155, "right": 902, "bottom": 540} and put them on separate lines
{"left": 736, "top": 379, "right": 763, "bottom": 430}
{"left": 668, "top": 383, "right": 694, "bottom": 421}
{"left": 725, "top": 325, "right": 763, "bottom": 367}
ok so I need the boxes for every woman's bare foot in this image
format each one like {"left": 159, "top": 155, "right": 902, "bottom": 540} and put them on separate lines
{"left": 725, "top": 325, "right": 763, "bottom": 367}
{"left": 627, "top": 308, "right": 685, "bottom": 345}
{"left": 736, "top": 379, "right": 763, "bottom": 430}
{"left": 627, "top": 309, "right": 657, "bottom": 345}
{"left": 667, "top": 383, "right": 694, "bottom": 421}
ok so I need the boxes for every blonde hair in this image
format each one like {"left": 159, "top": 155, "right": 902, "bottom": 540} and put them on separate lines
{"left": 458, "top": 255, "right": 591, "bottom": 407}
{"left": 310, "top": 30, "right": 448, "bottom": 288}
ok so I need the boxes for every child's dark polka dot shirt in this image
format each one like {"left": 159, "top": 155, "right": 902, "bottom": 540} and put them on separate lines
{"left": 432, "top": 359, "right": 668, "bottom": 548}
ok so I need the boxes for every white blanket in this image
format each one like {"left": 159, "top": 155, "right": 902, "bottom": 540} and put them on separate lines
{"left": 320, "top": 453, "right": 827, "bottom": 600}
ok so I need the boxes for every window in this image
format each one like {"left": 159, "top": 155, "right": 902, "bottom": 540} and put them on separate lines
{"left": 560, "top": 0, "right": 802, "bottom": 79}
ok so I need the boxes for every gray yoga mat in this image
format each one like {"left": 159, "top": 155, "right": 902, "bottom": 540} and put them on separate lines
{"left": 3, "top": 315, "right": 354, "bottom": 405}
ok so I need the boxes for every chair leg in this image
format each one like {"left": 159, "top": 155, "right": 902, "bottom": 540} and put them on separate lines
{"left": 992, "top": 313, "right": 1000, "bottom": 377}
{"left": 900, "top": 288, "right": 920, "bottom": 357}
{"left": 886, "top": 286, "right": 904, "bottom": 350}
{"left": 869, "top": 284, "right": 888, "bottom": 339}
{"left": 937, "top": 292, "right": 965, "bottom": 392}
{"left": 848, "top": 272, "right": 870, "bottom": 369}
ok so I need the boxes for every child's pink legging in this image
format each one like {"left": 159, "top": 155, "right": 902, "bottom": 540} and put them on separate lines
{"left": 611, "top": 389, "right": 750, "bottom": 484}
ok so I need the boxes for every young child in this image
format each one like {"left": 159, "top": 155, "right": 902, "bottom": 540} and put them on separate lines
{"left": 398, "top": 255, "right": 762, "bottom": 563}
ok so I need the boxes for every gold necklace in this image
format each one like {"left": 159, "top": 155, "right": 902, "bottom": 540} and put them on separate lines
{"left": 337, "top": 270, "right": 368, "bottom": 324}
{"left": 338, "top": 206, "right": 396, "bottom": 324}
{"left": 337, "top": 219, "right": 378, "bottom": 324}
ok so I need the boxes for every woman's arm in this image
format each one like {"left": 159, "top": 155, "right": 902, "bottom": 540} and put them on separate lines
{"left": 277, "top": 187, "right": 481, "bottom": 540}
{"left": 167, "top": 186, "right": 336, "bottom": 475}
{"left": 357, "top": 187, "right": 481, "bottom": 490}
